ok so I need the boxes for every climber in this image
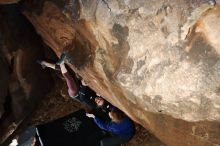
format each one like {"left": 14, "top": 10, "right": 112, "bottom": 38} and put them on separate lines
{"left": 86, "top": 107, "right": 135, "bottom": 146}
{"left": 37, "top": 53, "right": 97, "bottom": 109}
{"left": 38, "top": 53, "right": 115, "bottom": 121}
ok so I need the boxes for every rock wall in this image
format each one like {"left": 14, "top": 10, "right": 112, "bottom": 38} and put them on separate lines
{"left": 0, "top": 4, "right": 53, "bottom": 143}
{"left": 0, "top": 0, "right": 220, "bottom": 146}
{"left": 21, "top": 0, "right": 220, "bottom": 146}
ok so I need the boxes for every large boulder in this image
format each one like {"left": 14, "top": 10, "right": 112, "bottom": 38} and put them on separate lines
{"left": 15, "top": 0, "right": 220, "bottom": 145}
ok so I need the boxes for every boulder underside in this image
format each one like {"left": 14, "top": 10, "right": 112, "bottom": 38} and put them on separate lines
{"left": 0, "top": 0, "right": 220, "bottom": 146}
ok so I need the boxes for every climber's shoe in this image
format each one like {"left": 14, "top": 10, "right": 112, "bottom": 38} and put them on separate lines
{"left": 56, "top": 53, "right": 66, "bottom": 65}
{"left": 208, "top": 0, "right": 216, "bottom": 6}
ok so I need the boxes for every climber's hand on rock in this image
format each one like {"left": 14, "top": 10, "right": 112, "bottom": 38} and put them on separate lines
{"left": 81, "top": 80, "right": 88, "bottom": 86}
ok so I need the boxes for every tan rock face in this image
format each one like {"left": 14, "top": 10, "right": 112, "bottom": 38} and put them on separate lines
{"left": 21, "top": 0, "right": 220, "bottom": 146}
{"left": 2, "top": 0, "right": 219, "bottom": 146}
{"left": 23, "top": 0, "right": 220, "bottom": 122}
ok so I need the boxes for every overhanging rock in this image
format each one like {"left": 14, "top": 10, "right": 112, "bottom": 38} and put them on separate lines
{"left": 20, "top": 0, "right": 220, "bottom": 146}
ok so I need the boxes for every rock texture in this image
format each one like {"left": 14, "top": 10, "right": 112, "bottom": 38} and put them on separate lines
{"left": 0, "top": 0, "right": 220, "bottom": 146}
{"left": 0, "top": 4, "right": 53, "bottom": 144}
{"left": 22, "top": 0, "right": 220, "bottom": 122}
{"left": 20, "top": 0, "right": 220, "bottom": 146}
